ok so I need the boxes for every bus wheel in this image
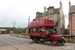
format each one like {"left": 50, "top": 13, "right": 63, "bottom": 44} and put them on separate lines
{"left": 33, "top": 38, "right": 37, "bottom": 43}
{"left": 52, "top": 40, "right": 58, "bottom": 46}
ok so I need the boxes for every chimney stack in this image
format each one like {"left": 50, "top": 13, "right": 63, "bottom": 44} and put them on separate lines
{"left": 44, "top": 6, "right": 46, "bottom": 12}
{"left": 60, "top": 1, "right": 62, "bottom": 9}
{"left": 69, "top": 1, "right": 71, "bottom": 8}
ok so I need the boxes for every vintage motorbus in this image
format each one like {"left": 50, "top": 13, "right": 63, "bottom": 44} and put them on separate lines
{"left": 29, "top": 19, "right": 65, "bottom": 46}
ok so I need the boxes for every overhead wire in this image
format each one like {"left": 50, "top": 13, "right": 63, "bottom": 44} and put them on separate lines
{"left": 2, "top": 0, "right": 58, "bottom": 21}
{"left": 27, "top": 0, "right": 58, "bottom": 14}
{"left": 2, "top": 0, "right": 21, "bottom": 16}
{"left": 18, "top": 0, "right": 58, "bottom": 17}
{"left": 1, "top": 0, "right": 59, "bottom": 27}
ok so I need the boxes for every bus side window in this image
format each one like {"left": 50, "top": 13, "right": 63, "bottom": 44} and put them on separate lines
{"left": 31, "top": 29, "right": 32, "bottom": 33}
{"left": 40, "top": 28, "right": 44, "bottom": 33}
{"left": 33, "top": 28, "right": 36, "bottom": 33}
{"left": 37, "top": 29, "right": 39, "bottom": 33}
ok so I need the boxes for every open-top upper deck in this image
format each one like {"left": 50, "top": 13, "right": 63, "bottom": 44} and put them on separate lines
{"left": 29, "top": 19, "right": 57, "bottom": 27}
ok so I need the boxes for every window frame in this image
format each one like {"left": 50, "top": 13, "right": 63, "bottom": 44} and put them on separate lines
{"left": 71, "top": 15, "right": 74, "bottom": 20}
{"left": 51, "top": 16, "right": 52, "bottom": 20}
{"left": 51, "top": 9, "right": 53, "bottom": 13}
{"left": 49, "top": 9, "right": 50, "bottom": 14}
{"left": 48, "top": 17, "right": 51, "bottom": 20}
{"left": 38, "top": 19, "right": 40, "bottom": 21}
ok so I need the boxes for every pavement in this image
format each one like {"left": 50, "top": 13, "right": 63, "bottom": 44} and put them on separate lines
{"left": 0, "top": 35, "right": 75, "bottom": 50}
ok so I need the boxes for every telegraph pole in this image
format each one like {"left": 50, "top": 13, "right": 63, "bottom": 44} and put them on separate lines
{"left": 27, "top": 16, "right": 30, "bottom": 34}
{"left": 13, "top": 21, "right": 15, "bottom": 33}
{"left": 14, "top": 21, "right": 15, "bottom": 27}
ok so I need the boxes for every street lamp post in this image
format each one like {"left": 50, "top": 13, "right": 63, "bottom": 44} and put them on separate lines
{"left": 27, "top": 16, "right": 30, "bottom": 34}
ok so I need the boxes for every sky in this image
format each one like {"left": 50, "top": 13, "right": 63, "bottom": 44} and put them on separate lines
{"left": 0, "top": 0, "right": 75, "bottom": 28}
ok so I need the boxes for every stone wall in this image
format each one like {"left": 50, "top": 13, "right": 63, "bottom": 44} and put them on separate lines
{"left": 12, "top": 33, "right": 29, "bottom": 38}
{"left": 69, "top": 13, "right": 75, "bottom": 35}
{"left": 12, "top": 33, "right": 75, "bottom": 43}
{"left": 64, "top": 36, "right": 75, "bottom": 43}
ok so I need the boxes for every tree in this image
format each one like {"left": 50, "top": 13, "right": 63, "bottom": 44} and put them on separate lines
{"left": 67, "top": 25, "right": 69, "bottom": 27}
{"left": 24, "top": 27, "right": 27, "bottom": 30}
{"left": 12, "top": 27, "right": 16, "bottom": 31}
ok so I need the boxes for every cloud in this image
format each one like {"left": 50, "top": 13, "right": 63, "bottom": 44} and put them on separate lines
{"left": 0, "top": 0, "right": 75, "bottom": 28}
{"left": 0, "top": 7, "right": 29, "bottom": 28}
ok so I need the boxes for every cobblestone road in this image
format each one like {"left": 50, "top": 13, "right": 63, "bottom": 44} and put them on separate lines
{"left": 0, "top": 35, "right": 75, "bottom": 50}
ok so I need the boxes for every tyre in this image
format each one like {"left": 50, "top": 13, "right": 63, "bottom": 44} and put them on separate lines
{"left": 52, "top": 40, "right": 59, "bottom": 46}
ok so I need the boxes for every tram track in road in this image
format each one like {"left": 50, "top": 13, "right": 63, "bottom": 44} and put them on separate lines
{"left": 0, "top": 38, "right": 19, "bottom": 50}
{"left": 0, "top": 37, "right": 37, "bottom": 50}
{"left": 0, "top": 35, "right": 37, "bottom": 50}
{"left": 0, "top": 35, "right": 33, "bottom": 45}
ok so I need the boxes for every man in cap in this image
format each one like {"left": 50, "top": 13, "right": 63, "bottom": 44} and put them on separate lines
{"left": 46, "top": 30, "right": 52, "bottom": 40}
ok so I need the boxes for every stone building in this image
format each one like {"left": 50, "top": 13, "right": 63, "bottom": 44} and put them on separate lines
{"left": 34, "top": 1, "right": 65, "bottom": 35}
{"left": 69, "top": 1, "right": 75, "bottom": 35}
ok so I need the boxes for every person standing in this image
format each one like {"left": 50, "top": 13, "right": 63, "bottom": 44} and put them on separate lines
{"left": 46, "top": 30, "right": 51, "bottom": 40}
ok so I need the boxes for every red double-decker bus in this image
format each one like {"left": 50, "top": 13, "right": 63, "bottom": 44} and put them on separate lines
{"left": 29, "top": 19, "right": 65, "bottom": 46}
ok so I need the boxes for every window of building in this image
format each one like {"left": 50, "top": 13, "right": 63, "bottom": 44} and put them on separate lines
{"left": 49, "top": 9, "right": 50, "bottom": 14}
{"left": 51, "top": 16, "right": 52, "bottom": 20}
{"left": 71, "top": 16, "right": 74, "bottom": 20}
{"left": 38, "top": 19, "right": 40, "bottom": 21}
{"left": 54, "top": 20, "right": 57, "bottom": 22}
{"left": 48, "top": 17, "right": 50, "bottom": 20}
{"left": 51, "top": 9, "right": 53, "bottom": 13}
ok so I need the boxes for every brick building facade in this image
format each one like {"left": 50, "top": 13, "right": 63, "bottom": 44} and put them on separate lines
{"left": 69, "top": 1, "right": 75, "bottom": 35}
{"left": 34, "top": 1, "right": 65, "bottom": 35}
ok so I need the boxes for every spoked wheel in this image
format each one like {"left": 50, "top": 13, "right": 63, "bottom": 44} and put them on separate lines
{"left": 52, "top": 40, "right": 58, "bottom": 46}
{"left": 33, "top": 38, "right": 37, "bottom": 43}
